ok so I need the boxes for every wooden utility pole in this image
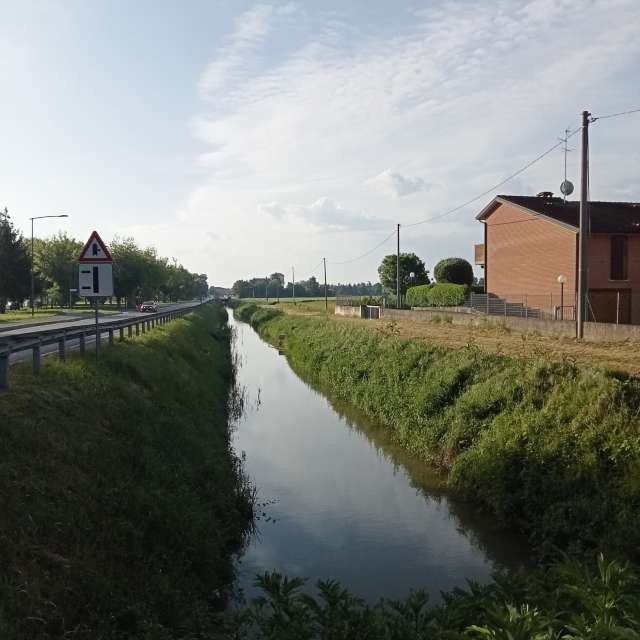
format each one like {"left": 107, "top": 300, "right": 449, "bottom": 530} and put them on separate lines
{"left": 292, "top": 266, "right": 295, "bottom": 303}
{"left": 323, "top": 257, "right": 328, "bottom": 311}
{"left": 577, "top": 110, "right": 590, "bottom": 339}
{"left": 396, "top": 223, "right": 401, "bottom": 308}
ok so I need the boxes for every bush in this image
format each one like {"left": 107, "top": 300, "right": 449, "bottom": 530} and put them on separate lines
{"left": 220, "top": 555, "right": 640, "bottom": 640}
{"left": 405, "top": 284, "right": 434, "bottom": 307}
{"left": 434, "top": 258, "right": 474, "bottom": 285}
{"left": 406, "top": 283, "right": 468, "bottom": 307}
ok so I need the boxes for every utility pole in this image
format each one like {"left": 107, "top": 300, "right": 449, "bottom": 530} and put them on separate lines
{"left": 396, "top": 223, "right": 401, "bottom": 309}
{"left": 292, "top": 266, "right": 295, "bottom": 303}
{"left": 576, "top": 110, "right": 590, "bottom": 339}
{"left": 323, "top": 257, "right": 328, "bottom": 311}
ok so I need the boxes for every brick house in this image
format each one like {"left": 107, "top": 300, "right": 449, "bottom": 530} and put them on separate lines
{"left": 475, "top": 193, "right": 640, "bottom": 324}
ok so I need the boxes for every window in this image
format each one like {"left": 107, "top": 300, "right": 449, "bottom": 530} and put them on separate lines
{"left": 610, "top": 235, "right": 628, "bottom": 280}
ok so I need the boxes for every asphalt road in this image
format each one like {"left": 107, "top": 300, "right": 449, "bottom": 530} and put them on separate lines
{"left": 6, "top": 301, "right": 202, "bottom": 366}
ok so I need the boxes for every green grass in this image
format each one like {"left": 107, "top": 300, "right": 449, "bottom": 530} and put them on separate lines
{"left": 235, "top": 302, "right": 640, "bottom": 557}
{"left": 0, "top": 309, "right": 61, "bottom": 323}
{"left": 0, "top": 303, "right": 254, "bottom": 639}
{"left": 238, "top": 297, "right": 336, "bottom": 314}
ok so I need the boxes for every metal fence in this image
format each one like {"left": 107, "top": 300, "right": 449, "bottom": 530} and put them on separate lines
{"left": 466, "top": 293, "right": 576, "bottom": 321}
{"left": 0, "top": 302, "right": 206, "bottom": 390}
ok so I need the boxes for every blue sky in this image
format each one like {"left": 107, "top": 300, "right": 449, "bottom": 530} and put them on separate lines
{"left": 2, "top": 0, "right": 639, "bottom": 286}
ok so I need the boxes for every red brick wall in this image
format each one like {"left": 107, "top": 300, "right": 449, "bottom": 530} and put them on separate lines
{"left": 588, "top": 235, "right": 640, "bottom": 323}
{"left": 485, "top": 202, "right": 577, "bottom": 311}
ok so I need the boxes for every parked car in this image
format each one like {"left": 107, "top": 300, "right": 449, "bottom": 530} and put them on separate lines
{"left": 139, "top": 301, "right": 158, "bottom": 313}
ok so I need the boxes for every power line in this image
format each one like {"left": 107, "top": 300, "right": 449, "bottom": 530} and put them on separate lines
{"left": 404, "top": 125, "right": 582, "bottom": 228}
{"left": 328, "top": 228, "right": 396, "bottom": 265}
{"left": 592, "top": 108, "right": 640, "bottom": 121}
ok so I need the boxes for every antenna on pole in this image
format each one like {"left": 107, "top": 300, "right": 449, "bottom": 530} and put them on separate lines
{"left": 559, "top": 127, "right": 575, "bottom": 203}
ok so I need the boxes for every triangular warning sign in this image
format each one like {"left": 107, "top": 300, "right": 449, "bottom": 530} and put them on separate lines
{"left": 78, "top": 231, "right": 113, "bottom": 263}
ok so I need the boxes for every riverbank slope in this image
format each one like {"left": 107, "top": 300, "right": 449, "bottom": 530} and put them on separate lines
{"left": 234, "top": 302, "right": 640, "bottom": 557}
{"left": 0, "top": 304, "right": 253, "bottom": 639}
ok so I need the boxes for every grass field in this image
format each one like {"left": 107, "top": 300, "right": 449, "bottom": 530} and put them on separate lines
{"left": 0, "top": 303, "right": 254, "bottom": 638}
{"left": 241, "top": 297, "right": 336, "bottom": 315}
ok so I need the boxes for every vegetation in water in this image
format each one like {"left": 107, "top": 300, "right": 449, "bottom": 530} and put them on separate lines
{"left": 0, "top": 303, "right": 254, "bottom": 639}
{"left": 217, "top": 554, "right": 640, "bottom": 639}
{"left": 234, "top": 302, "right": 640, "bottom": 557}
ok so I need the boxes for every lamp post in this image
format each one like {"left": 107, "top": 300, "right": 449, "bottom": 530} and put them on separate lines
{"left": 557, "top": 274, "right": 567, "bottom": 320}
{"left": 29, "top": 214, "right": 69, "bottom": 316}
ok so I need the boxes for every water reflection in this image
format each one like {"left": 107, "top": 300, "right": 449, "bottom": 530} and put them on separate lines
{"left": 228, "top": 311, "right": 529, "bottom": 603}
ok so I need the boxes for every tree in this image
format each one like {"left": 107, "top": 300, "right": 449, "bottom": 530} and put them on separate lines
{"left": 0, "top": 208, "right": 30, "bottom": 313}
{"left": 433, "top": 258, "right": 474, "bottom": 285}
{"left": 377, "top": 253, "right": 429, "bottom": 295}
{"left": 269, "top": 272, "right": 285, "bottom": 287}
{"left": 36, "top": 232, "right": 83, "bottom": 307}
{"left": 111, "top": 238, "right": 148, "bottom": 307}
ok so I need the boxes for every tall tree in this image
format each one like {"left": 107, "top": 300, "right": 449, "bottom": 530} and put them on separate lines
{"left": 36, "top": 232, "right": 83, "bottom": 307}
{"left": 377, "top": 253, "right": 429, "bottom": 295}
{"left": 0, "top": 208, "right": 30, "bottom": 313}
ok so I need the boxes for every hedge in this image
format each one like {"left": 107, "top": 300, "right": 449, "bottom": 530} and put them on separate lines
{"left": 406, "top": 283, "right": 469, "bottom": 307}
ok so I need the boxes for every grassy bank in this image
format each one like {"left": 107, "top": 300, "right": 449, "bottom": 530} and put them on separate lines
{"left": 0, "top": 303, "right": 253, "bottom": 639}
{"left": 234, "top": 302, "right": 640, "bottom": 556}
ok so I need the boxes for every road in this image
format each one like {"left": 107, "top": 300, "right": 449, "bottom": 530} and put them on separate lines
{"left": 5, "top": 301, "right": 202, "bottom": 366}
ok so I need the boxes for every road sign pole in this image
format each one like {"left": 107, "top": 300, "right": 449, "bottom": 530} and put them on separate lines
{"left": 95, "top": 298, "right": 99, "bottom": 360}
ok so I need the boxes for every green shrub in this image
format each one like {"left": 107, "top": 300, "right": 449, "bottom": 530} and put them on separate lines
{"left": 405, "top": 284, "right": 434, "bottom": 307}
{"left": 434, "top": 257, "right": 474, "bottom": 285}
{"left": 406, "top": 283, "right": 468, "bottom": 307}
{"left": 219, "top": 555, "right": 640, "bottom": 639}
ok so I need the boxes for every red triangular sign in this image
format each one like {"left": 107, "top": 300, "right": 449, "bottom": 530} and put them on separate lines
{"left": 78, "top": 230, "right": 112, "bottom": 263}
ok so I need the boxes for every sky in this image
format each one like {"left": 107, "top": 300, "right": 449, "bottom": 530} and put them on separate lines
{"left": 2, "top": 0, "right": 639, "bottom": 287}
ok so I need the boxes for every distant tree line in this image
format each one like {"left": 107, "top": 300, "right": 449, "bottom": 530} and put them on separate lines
{"left": 0, "top": 208, "right": 207, "bottom": 312}
{"left": 232, "top": 273, "right": 382, "bottom": 299}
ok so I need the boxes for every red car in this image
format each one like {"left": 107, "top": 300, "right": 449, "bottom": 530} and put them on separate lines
{"left": 139, "top": 301, "right": 158, "bottom": 313}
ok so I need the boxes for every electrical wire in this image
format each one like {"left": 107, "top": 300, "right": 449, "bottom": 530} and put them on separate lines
{"left": 404, "top": 126, "right": 582, "bottom": 228}
{"left": 592, "top": 108, "right": 640, "bottom": 121}
{"left": 329, "top": 228, "right": 397, "bottom": 265}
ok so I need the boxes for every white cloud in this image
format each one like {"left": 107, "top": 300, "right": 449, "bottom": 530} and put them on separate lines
{"left": 259, "top": 197, "right": 391, "bottom": 232}
{"left": 186, "top": 0, "right": 640, "bottom": 284}
{"left": 368, "top": 170, "right": 429, "bottom": 197}
{"left": 198, "top": 4, "right": 277, "bottom": 97}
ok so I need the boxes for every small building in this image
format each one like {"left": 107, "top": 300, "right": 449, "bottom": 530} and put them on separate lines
{"left": 475, "top": 193, "right": 640, "bottom": 324}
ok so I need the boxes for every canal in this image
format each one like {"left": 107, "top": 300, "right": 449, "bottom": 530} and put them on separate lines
{"left": 228, "top": 310, "right": 529, "bottom": 603}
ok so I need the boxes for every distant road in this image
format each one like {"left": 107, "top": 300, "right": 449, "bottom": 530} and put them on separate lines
{"left": 6, "top": 301, "right": 202, "bottom": 366}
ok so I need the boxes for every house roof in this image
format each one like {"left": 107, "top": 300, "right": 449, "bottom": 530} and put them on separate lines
{"left": 477, "top": 195, "right": 640, "bottom": 234}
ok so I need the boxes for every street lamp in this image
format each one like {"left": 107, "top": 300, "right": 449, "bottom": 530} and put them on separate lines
{"left": 29, "top": 214, "right": 69, "bottom": 316}
{"left": 557, "top": 274, "right": 567, "bottom": 320}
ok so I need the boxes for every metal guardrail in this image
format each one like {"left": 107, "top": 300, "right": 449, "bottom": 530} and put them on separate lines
{"left": 0, "top": 302, "right": 206, "bottom": 390}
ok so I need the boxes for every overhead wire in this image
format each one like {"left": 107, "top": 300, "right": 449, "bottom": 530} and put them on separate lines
{"left": 292, "top": 106, "right": 636, "bottom": 271}
{"left": 404, "top": 125, "right": 582, "bottom": 228}
{"left": 592, "top": 108, "right": 640, "bottom": 121}
{"left": 328, "top": 228, "right": 397, "bottom": 265}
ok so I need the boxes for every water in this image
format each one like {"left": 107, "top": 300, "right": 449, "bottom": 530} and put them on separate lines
{"left": 228, "top": 311, "right": 529, "bottom": 604}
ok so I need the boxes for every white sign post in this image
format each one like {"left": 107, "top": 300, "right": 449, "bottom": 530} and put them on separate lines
{"left": 78, "top": 231, "right": 113, "bottom": 359}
